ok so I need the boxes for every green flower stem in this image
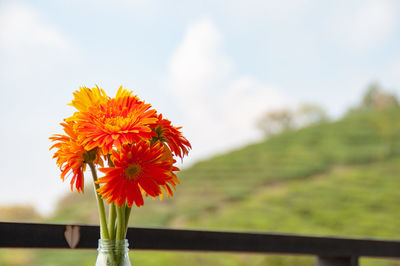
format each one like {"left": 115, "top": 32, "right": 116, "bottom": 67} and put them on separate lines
{"left": 106, "top": 154, "right": 117, "bottom": 240}
{"left": 108, "top": 203, "right": 116, "bottom": 240}
{"left": 124, "top": 206, "right": 132, "bottom": 236}
{"left": 116, "top": 206, "right": 124, "bottom": 241}
{"left": 88, "top": 161, "right": 110, "bottom": 240}
{"left": 120, "top": 205, "right": 126, "bottom": 239}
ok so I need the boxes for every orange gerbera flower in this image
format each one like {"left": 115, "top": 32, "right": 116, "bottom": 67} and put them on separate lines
{"left": 151, "top": 114, "right": 191, "bottom": 159}
{"left": 97, "top": 142, "right": 177, "bottom": 207}
{"left": 49, "top": 120, "right": 103, "bottom": 193}
{"left": 74, "top": 92, "right": 158, "bottom": 155}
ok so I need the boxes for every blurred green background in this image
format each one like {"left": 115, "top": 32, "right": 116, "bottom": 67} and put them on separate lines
{"left": 2, "top": 85, "right": 400, "bottom": 265}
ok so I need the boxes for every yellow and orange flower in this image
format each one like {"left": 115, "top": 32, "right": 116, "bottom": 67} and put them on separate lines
{"left": 151, "top": 114, "right": 191, "bottom": 159}
{"left": 97, "top": 142, "right": 178, "bottom": 207}
{"left": 69, "top": 85, "right": 109, "bottom": 112}
{"left": 74, "top": 93, "right": 158, "bottom": 155}
{"left": 49, "top": 120, "right": 103, "bottom": 193}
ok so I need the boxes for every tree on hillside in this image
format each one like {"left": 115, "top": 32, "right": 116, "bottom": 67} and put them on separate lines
{"left": 346, "top": 83, "right": 399, "bottom": 116}
{"left": 361, "top": 83, "right": 399, "bottom": 110}
{"left": 295, "top": 103, "right": 329, "bottom": 128}
{"left": 257, "top": 108, "right": 294, "bottom": 137}
{"left": 258, "top": 103, "right": 328, "bottom": 137}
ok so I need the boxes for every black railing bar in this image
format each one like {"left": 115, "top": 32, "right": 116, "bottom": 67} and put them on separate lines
{"left": 0, "top": 222, "right": 399, "bottom": 259}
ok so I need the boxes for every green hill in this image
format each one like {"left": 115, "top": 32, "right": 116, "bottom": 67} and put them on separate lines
{"left": 2, "top": 107, "right": 400, "bottom": 265}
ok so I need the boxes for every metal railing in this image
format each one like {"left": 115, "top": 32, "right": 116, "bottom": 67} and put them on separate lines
{"left": 1, "top": 222, "right": 400, "bottom": 266}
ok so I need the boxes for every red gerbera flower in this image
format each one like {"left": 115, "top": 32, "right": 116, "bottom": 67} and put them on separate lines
{"left": 157, "top": 145, "right": 180, "bottom": 200}
{"left": 97, "top": 142, "right": 177, "bottom": 207}
{"left": 152, "top": 114, "right": 191, "bottom": 159}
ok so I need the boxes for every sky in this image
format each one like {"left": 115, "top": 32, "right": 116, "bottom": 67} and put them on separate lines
{"left": 1, "top": 0, "right": 400, "bottom": 215}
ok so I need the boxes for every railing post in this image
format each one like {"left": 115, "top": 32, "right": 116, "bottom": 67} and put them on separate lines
{"left": 317, "top": 256, "right": 358, "bottom": 266}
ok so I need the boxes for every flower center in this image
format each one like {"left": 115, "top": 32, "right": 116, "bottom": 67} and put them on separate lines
{"left": 104, "top": 116, "right": 131, "bottom": 131}
{"left": 124, "top": 163, "right": 142, "bottom": 180}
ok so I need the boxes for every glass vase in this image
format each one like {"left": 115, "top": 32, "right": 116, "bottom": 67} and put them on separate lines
{"left": 95, "top": 239, "right": 131, "bottom": 266}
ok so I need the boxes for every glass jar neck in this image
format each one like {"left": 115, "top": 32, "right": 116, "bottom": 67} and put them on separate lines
{"left": 98, "top": 239, "right": 129, "bottom": 253}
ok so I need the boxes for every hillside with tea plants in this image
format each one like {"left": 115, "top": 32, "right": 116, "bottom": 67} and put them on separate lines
{"left": 2, "top": 107, "right": 400, "bottom": 266}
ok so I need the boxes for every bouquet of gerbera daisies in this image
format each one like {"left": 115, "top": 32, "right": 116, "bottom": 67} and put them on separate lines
{"left": 50, "top": 86, "right": 191, "bottom": 265}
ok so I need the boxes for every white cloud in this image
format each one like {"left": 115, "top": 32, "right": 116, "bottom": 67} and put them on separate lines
{"left": 330, "top": 0, "right": 398, "bottom": 51}
{"left": 0, "top": 3, "right": 71, "bottom": 51}
{"left": 0, "top": 2, "right": 78, "bottom": 83}
{"left": 166, "top": 18, "right": 286, "bottom": 162}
